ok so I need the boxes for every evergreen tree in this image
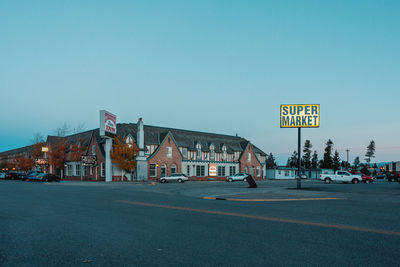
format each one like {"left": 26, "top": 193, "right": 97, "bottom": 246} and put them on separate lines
{"left": 311, "top": 151, "right": 319, "bottom": 169}
{"left": 360, "top": 164, "right": 371, "bottom": 175}
{"left": 332, "top": 150, "right": 341, "bottom": 171}
{"left": 341, "top": 160, "right": 350, "bottom": 169}
{"left": 302, "top": 140, "right": 312, "bottom": 169}
{"left": 353, "top": 156, "right": 360, "bottom": 168}
{"left": 321, "top": 139, "right": 334, "bottom": 169}
{"left": 266, "top": 153, "right": 277, "bottom": 168}
{"left": 288, "top": 151, "right": 298, "bottom": 168}
{"left": 365, "top": 140, "right": 376, "bottom": 164}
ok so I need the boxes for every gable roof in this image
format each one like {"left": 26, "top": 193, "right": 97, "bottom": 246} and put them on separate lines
{"left": 116, "top": 123, "right": 266, "bottom": 156}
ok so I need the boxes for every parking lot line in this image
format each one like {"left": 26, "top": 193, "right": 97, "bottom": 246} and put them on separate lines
{"left": 202, "top": 197, "right": 344, "bottom": 202}
{"left": 116, "top": 200, "right": 400, "bottom": 237}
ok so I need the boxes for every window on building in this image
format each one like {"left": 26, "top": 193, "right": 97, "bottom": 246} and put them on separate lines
{"left": 210, "top": 144, "right": 215, "bottom": 161}
{"left": 229, "top": 166, "right": 236, "bottom": 176}
{"left": 250, "top": 167, "right": 254, "bottom": 176}
{"left": 101, "top": 162, "right": 105, "bottom": 177}
{"left": 145, "top": 145, "right": 151, "bottom": 155}
{"left": 149, "top": 164, "right": 157, "bottom": 177}
{"left": 196, "top": 165, "right": 205, "bottom": 176}
{"left": 256, "top": 167, "right": 260, "bottom": 177}
{"left": 92, "top": 145, "right": 96, "bottom": 156}
{"left": 67, "top": 165, "right": 72, "bottom": 176}
{"left": 222, "top": 145, "right": 227, "bottom": 160}
{"left": 278, "top": 170, "right": 281, "bottom": 175}
{"left": 217, "top": 166, "right": 226, "bottom": 176}
{"left": 76, "top": 164, "right": 81, "bottom": 176}
{"left": 182, "top": 148, "right": 188, "bottom": 159}
{"left": 248, "top": 152, "right": 251, "bottom": 162}
{"left": 244, "top": 167, "right": 248, "bottom": 174}
{"left": 285, "top": 170, "right": 289, "bottom": 176}
{"left": 171, "top": 164, "right": 177, "bottom": 174}
{"left": 186, "top": 165, "right": 190, "bottom": 176}
{"left": 161, "top": 164, "right": 166, "bottom": 177}
{"left": 90, "top": 166, "right": 93, "bottom": 175}
{"left": 167, "top": 147, "right": 172, "bottom": 158}
{"left": 196, "top": 143, "right": 202, "bottom": 160}
{"left": 125, "top": 135, "right": 133, "bottom": 148}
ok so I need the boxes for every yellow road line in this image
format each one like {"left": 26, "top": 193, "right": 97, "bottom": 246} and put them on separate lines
{"left": 202, "top": 197, "right": 344, "bottom": 202}
{"left": 116, "top": 200, "right": 400, "bottom": 237}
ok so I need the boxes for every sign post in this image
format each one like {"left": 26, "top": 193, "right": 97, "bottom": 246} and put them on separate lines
{"left": 100, "top": 110, "right": 117, "bottom": 182}
{"left": 281, "top": 104, "right": 320, "bottom": 189}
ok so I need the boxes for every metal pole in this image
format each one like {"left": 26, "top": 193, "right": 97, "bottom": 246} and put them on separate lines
{"left": 297, "top": 127, "right": 301, "bottom": 189}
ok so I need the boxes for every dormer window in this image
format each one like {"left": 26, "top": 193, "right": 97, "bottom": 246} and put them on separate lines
{"left": 222, "top": 144, "right": 227, "bottom": 160}
{"left": 196, "top": 142, "right": 202, "bottom": 160}
{"left": 125, "top": 135, "right": 134, "bottom": 148}
{"left": 210, "top": 144, "right": 215, "bottom": 160}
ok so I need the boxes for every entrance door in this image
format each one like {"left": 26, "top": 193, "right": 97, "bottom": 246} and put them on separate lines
{"left": 161, "top": 165, "right": 166, "bottom": 177}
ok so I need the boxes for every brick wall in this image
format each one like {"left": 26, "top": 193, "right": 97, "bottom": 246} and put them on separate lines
{"left": 147, "top": 133, "right": 182, "bottom": 181}
{"left": 239, "top": 144, "right": 263, "bottom": 180}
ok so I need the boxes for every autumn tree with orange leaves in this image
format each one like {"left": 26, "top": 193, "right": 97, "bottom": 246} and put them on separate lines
{"left": 48, "top": 139, "right": 67, "bottom": 178}
{"left": 111, "top": 135, "right": 139, "bottom": 181}
{"left": 32, "top": 141, "right": 45, "bottom": 160}
{"left": 17, "top": 156, "right": 34, "bottom": 172}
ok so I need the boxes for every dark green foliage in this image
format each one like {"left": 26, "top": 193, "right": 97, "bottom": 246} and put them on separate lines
{"left": 332, "top": 150, "right": 341, "bottom": 171}
{"left": 365, "top": 140, "right": 375, "bottom": 163}
{"left": 266, "top": 153, "right": 277, "bottom": 168}
{"left": 321, "top": 139, "right": 333, "bottom": 169}
{"left": 287, "top": 151, "right": 298, "bottom": 168}
{"left": 302, "top": 140, "right": 312, "bottom": 169}
{"left": 311, "top": 151, "right": 319, "bottom": 169}
{"left": 353, "top": 156, "right": 360, "bottom": 168}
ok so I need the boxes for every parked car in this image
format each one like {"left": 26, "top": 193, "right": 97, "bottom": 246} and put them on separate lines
{"left": 17, "top": 173, "right": 29, "bottom": 181}
{"left": 5, "top": 172, "right": 19, "bottom": 180}
{"left": 373, "top": 174, "right": 387, "bottom": 180}
{"left": 159, "top": 173, "right": 188, "bottom": 183}
{"left": 0, "top": 173, "right": 5, "bottom": 179}
{"left": 27, "top": 171, "right": 43, "bottom": 181}
{"left": 387, "top": 172, "right": 400, "bottom": 182}
{"left": 359, "top": 174, "right": 374, "bottom": 184}
{"left": 33, "top": 173, "right": 60, "bottom": 182}
{"left": 320, "top": 171, "right": 362, "bottom": 184}
{"left": 227, "top": 173, "right": 249, "bottom": 182}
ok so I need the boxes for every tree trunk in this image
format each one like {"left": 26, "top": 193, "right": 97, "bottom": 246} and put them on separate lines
{"left": 121, "top": 170, "right": 125, "bottom": 182}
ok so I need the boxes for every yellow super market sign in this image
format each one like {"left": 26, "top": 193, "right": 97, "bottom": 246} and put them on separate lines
{"left": 280, "top": 104, "right": 320, "bottom": 128}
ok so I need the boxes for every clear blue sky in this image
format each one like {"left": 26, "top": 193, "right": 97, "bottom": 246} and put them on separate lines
{"left": 1, "top": 0, "right": 399, "bottom": 164}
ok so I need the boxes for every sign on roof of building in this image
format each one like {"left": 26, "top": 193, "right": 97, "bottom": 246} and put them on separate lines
{"left": 280, "top": 104, "right": 320, "bottom": 128}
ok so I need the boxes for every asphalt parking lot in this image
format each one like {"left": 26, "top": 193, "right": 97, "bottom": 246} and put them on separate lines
{"left": 0, "top": 179, "right": 399, "bottom": 266}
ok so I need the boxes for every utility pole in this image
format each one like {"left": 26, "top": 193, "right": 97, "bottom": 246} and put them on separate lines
{"left": 297, "top": 128, "right": 301, "bottom": 189}
{"left": 346, "top": 149, "right": 350, "bottom": 169}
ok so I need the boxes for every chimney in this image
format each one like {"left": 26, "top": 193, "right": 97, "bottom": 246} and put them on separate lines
{"left": 137, "top": 118, "right": 144, "bottom": 152}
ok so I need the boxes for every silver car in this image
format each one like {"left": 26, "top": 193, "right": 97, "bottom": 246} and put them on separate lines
{"left": 227, "top": 173, "right": 249, "bottom": 182}
{"left": 160, "top": 173, "right": 188, "bottom": 183}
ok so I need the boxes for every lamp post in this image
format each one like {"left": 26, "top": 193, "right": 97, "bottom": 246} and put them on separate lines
{"left": 346, "top": 149, "right": 350, "bottom": 170}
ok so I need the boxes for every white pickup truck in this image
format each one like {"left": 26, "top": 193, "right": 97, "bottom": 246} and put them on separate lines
{"left": 320, "top": 171, "right": 362, "bottom": 184}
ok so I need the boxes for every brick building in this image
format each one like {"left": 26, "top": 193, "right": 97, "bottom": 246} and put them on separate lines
{"left": 0, "top": 118, "right": 267, "bottom": 181}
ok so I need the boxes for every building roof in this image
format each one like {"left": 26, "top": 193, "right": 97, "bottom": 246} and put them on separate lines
{"left": 116, "top": 123, "right": 266, "bottom": 156}
{"left": 0, "top": 122, "right": 267, "bottom": 158}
